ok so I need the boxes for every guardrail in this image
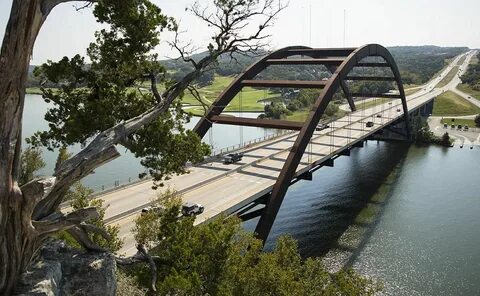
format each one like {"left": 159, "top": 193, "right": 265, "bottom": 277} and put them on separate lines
{"left": 88, "top": 129, "right": 294, "bottom": 196}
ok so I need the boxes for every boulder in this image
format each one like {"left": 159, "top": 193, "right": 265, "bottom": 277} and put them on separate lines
{"left": 14, "top": 240, "right": 117, "bottom": 296}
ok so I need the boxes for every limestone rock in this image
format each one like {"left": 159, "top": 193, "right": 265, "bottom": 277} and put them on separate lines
{"left": 14, "top": 240, "right": 117, "bottom": 296}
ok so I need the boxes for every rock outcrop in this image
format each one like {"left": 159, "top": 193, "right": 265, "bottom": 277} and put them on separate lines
{"left": 14, "top": 240, "right": 117, "bottom": 296}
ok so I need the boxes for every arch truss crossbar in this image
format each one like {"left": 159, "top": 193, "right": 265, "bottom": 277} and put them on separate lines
{"left": 193, "top": 44, "right": 410, "bottom": 242}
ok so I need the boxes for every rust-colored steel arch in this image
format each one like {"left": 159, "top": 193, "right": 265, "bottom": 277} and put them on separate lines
{"left": 193, "top": 44, "right": 410, "bottom": 242}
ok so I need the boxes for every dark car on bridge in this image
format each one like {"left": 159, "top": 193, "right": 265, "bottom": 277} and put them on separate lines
{"left": 223, "top": 152, "right": 243, "bottom": 164}
{"left": 366, "top": 121, "right": 374, "bottom": 128}
{"left": 181, "top": 202, "right": 204, "bottom": 217}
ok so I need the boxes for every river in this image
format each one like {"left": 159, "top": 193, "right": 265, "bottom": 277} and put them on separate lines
{"left": 23, "top": 94, "right": 480, "bottom": 295}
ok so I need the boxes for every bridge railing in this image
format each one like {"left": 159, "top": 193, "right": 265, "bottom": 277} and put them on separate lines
{"left": 88, "top": 129, "right": 295, "bottom": 195}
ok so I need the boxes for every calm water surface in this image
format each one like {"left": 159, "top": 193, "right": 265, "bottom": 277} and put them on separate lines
{"left": 24, "top": 94, "right": 480, "bottom": 295}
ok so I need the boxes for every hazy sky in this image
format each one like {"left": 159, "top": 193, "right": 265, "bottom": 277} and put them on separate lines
{"left": 1, "top": 0, "right": 479, "bottom": 65}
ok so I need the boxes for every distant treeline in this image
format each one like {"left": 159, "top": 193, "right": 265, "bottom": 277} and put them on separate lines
{"left": 27, "top": 45, "right": 468, "bottom": 89}
{"left": 461, "top": 51, "right": 480, "bottom": 90}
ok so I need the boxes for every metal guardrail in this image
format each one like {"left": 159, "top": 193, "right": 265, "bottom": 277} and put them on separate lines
{"left": 88, "top": 129, "right": 293, "bottom": 196}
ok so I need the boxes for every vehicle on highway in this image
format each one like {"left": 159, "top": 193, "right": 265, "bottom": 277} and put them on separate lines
{"left": 181, "top": 202, "right": 204, "bottom": 217}
{"left": 451, "top": 124, "right": 455, "bottom": 129}
{"left": 366, "top": 121, "right": 374, "bottom": 128}
{"left": 457, "top": 124, "right": 462, "bottom": 130}
{"left": 376, "top": 114, "right": 382, "bottom": 118}
{"left": 443, "top": 123, "right": 448, "bottom": 128}
{"left": 315, "top": 123, "right": 329, "bottom": 131}
{"left": 223, "top": 152, "right": 243, "bottom": 164}
{"left": 396, "top": 108, "right": 401, "bottom": 112}
{"left": 141, "top": 205, "right": 165, "bottom": 216}
{"left": 464, "top": 125, "right": 469, "bottom": 131}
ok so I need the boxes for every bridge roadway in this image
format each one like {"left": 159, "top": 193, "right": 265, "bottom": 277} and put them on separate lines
{"left": 94, "top": 51, "right": 474, "bottom": 255}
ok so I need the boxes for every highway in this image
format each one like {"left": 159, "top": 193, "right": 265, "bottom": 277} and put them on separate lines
{"left": 92, "top": 50, "right": 475, "bottom": 255}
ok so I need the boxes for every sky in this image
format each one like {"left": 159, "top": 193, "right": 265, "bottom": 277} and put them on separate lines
{"left": 1, "top": 0, "right": 479, "bottom": 65}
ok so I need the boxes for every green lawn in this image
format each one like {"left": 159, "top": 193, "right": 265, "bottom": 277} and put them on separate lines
{"left": 26, "top": 87, "right": 44, "bottom": 95}
{"left": 457, "top": 84, "right": 480, "bottom": 102}
{"left": 457, "top": 55, "right": 467, "bottom": 66}
{"left": 181, "top": 75, "right": 278, "bottom": 112}
{"left": 440, "top": 118, "right": 477, "bottom": 128}
{"left": 436, "top": 66, "right": 459, "bottom": 88}
{"left": 432, "top": 91, "right": 480, "bottom": 116}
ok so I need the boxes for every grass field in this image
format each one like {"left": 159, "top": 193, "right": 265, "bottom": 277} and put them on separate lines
{"left": 440, "top": 118, "right": 477, "bottom": 128}
{"left": 436, "top": 66, "right": 459, "bottom": 88}
{"left": 432, "top": 91, "right": 480, "bottom": 116}
{"left": 457, "top": 55, "right": 467, "bottom": 66}
{"left": 26, "top": 87, "right": 44, "bottom": 95}
{"left": 181, "top": 75, "right": 278, "bottom": 112}
{"left": 457, "top": 84, "right": 480, "bottom": 102}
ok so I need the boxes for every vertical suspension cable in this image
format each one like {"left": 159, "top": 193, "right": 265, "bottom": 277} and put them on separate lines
{"left": 239, "top": 89, "right": 244, "bottom": 147}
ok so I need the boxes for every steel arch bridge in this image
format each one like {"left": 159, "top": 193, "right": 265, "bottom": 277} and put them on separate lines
{"left": 193, "top": 44, "right": 410, "bottom": 242}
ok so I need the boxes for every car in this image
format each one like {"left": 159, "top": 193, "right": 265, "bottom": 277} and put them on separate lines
{"left": 457, "top": 124, "right": 462, "bottom": 129}
{"left": 451, "top": 124, "right": 455, "bottom": 128}
{"left": 181, "top": 202, "right": 204, "bottom": 217}
{"left": 223, "top": 152, "right": 243, "bottom": 164}
{"left": 315, "top": 123, "right": 329, "bottom": 131}
{"left": 464, "top": 125, "right": 469, "bottom": 131}
{"left": 388, "top": 102, "right": 393, "bottom": 105}
{"left": 376, "top": 114, "right": 382, "bottom": 118}
{"left": 366, "top": 121, "right": 374, "bottom": 128}
{"left": 396, "top": 108, "right": 401, "bottom": 112}
{"left": 443, "top": 123, "right": 448, "bottom": 128}
{"left": 141, "top": 205, "right": 165, "bottom": 216}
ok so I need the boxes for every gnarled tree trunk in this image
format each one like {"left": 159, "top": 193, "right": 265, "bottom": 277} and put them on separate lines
{"left": 0, "top": 1, "right": 49, "bottom": 294}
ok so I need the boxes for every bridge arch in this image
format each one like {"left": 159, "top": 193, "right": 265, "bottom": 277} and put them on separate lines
{"left": 194, "top": 44, "right": 410, "bottom": 242}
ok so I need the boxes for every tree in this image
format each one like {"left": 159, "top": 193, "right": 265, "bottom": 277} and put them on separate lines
{"left": 129, "top": 191, "right": 381, "bottom": 295}
{"left": 19, "top": 147, "right": 46, "bottom": 186}
{"left": 0, "top": 0, "right": 286, "bottom": 293}
{"left": 262, "top": 102, "right": 291, "bottom": 119}
{"left": 55, "top": 146, "right": 72, "bottom": 172}
{"left": 67, "top": 182, "right": 123, "bottom": 252}
{"left": 475, "top": 114, "right": 480, "bottom": 127}
{"left": 441, "top": 132, "right": 452, "bottom": 147}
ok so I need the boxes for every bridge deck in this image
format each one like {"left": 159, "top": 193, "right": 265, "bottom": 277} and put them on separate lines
{"left": 96, "top": 51, "right": 470, "bottom": 255}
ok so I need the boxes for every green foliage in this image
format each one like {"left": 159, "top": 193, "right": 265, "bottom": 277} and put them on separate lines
{"left": 389, "top": 46, "right": 468, "bottom": 84}
{"left": 129, "top": 191, "right": 381, "bottom": 295}
{"left": 461, "top": 52, "right": 480, "bottom": 89}
{"left": 29, "top": 0, "right": 210, "bottom": 186}
{"left": 116, "top": 270, "right": 148, "bottom": 296}
{"left": 19, "top": 147, "right": 46, "bottom": 186}
{"left": 260, "top": 102, "right": 291, "bottom": 119}
{"left": 414, "top": 117, "right": 451, "bottom": 147}
{"left": 475, "top": 114, "right": 480, "bottom": 127}
{"left": 55, "top": 146, "right": 72, "bottom": 172}
{"left": 66, "top": 183, "right": 123, "bottom": 252}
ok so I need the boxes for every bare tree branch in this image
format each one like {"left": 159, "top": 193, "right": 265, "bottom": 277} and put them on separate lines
{"left": 33, "top": 207, "right": 99, "bottom": 235}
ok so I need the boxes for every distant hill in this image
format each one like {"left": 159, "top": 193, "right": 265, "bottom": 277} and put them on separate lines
{"left": 27, "top": 45, "right": 469, "bottom": 88}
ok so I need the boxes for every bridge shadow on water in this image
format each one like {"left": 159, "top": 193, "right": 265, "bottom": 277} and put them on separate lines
{"left": 243, "top": 140, "right": 411, "bottom": 269}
